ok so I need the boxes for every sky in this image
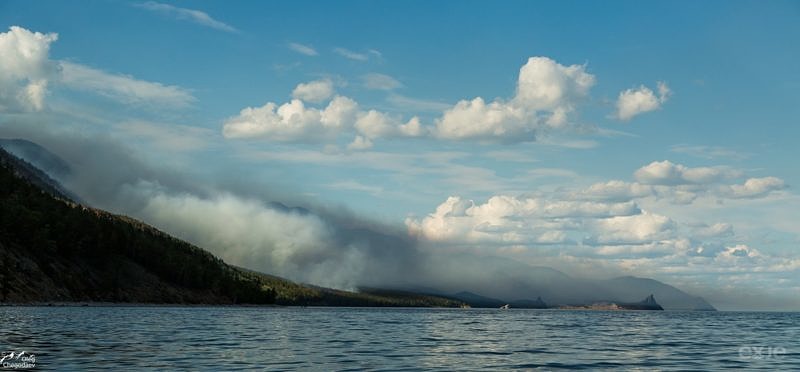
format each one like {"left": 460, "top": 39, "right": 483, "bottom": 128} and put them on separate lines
{"left": 1, "top": 0, "right": 799, "bottom": 309}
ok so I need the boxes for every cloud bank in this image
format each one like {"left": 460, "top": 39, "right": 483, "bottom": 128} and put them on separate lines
{"left": 223, "top": 57, "right": 596, "bottom": 149}
{"left": 405, "top": 158, "right": 794, "bottom": 297}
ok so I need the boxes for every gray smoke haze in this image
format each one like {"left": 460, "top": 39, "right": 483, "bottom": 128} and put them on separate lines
{"left": 0, "top": 123, "right": 578, "bottom": 297}
{"left": 2, "top": 122, "right": 798, "bottom": 310}
{"left": 0, "top": 122, "right": 429, "bottom": 290}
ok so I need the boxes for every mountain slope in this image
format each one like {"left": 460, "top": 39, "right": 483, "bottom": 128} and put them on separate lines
{"left": 420, "top": 253, "right": 715, "bottom": 310}
{"left": 0, "top": 138, "right": 72, "bottom": 179}
{"left": 0, "top": 139, "right": 80, "bottom": 203}
{"left": 599, "top": 276, "right": 716, "bottom": 311}
{"left": 451, "top": 291, "right": 507, "bottom": 308}
{"left": 0, "top": 147, "right": 462, "bottom": 307}
{"left": 0, "top": 142, "right": 715, "bottom": 310}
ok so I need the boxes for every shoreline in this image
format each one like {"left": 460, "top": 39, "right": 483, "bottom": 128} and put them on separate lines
{"left": 0, "top": 302, "right": 730, "bottom": 311}
{"left": 0, "top": 302, "right": 285, "bottom": 308}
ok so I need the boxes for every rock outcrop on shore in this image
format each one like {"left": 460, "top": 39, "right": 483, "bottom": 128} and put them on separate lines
{"left": 618, "top": 294, "right": 664, "bottom": 310}
{"left": 557, "top": 295, "right": 664, "bottom": 311}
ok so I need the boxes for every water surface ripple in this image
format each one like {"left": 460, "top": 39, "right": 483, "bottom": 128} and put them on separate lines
{"left": 0, "top": 307, "right": 797, "bottom": 370}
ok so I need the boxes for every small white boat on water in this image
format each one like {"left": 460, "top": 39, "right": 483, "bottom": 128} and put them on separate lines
{"left": 500, "top": 304, "right": 510, "bottom": 309}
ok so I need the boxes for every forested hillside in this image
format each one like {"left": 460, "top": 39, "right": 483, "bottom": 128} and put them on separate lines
{"left": 0, "top": 147, "right": 462, "bottom": 307}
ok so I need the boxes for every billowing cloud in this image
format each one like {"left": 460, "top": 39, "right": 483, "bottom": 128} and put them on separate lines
{"left": 587, "top": 211, "right": 676, "bottom": 245}
{"left": 407, "top": 157, "right": 792, "bottom": 256}
{"left": 406, "top": 195, "right": 640, "bottom": 244}
{"left": 5, "top": 123, "right": 799, "bottom": 310}
{"left": 405, "top": 182, "right": 797, "bottom": 307}
{"left": 127, "top": 184, "right": 350, "bottom": 285}
{"left": 224, "top": 78, "right": 422, "bottom": 148}
{"left": 291, "top": 79, "right": 334, "bottom": 103}
{"left": 1, "top": 26, "right": 195, "bottom": 112}
{"left": 614, "top": 81, "right": 670, "bottom": 121}
{"left": 576, "top": 180, "right": 654, "bottom": 202}
{"left": 60, "top": 62, "right": 195, "bottom": 108}
{"left": 354, "top": 110, "right": 423, "bottom": 139}
{"left": 435, "top": 97, "right": 531, "bottom": 141}
{"left": 135, "top": 1, "right": 238, "bottom": 33}
{"left": 288, "top": 42, "right": 318, "bottom": 56}
{"left": 221, "top": 97, "right": 357, "bottom": 142}
{"left": 634, "top": 160, "right": 739, "bottom": 185}
{"left": 578, "top": 162, "right": 781, "bottom": 204}
{"left": 715, "top": 244, "right": 762, "bottom": 264}
{"left": 223, "top": 56, "right": 596, "bottom": 148}
{"left": 320, "top": 95, "right": 359, "bottom": 129}
{"left": 0, "top": 127, "right": 433, "bottom": 290}
{"left": 346, "top": 135, "right": 373, "bottom": 151}
{"left": 434, "top": 57, "right": 595, "bottom": 142}
{"left": 361, "top": 73, "right": 402, "bottom": 90}
{"left": 724, "top": 177, "right": 786, "bottom": 199}
{"left": 0, "top": 26, "right": 59, "bottom": 112}
{"left": 512, "top": 56, "right": 596, "bottom": 111}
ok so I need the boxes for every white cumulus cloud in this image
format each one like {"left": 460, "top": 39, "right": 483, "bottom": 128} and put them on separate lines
{"left": 346, "top": 135, "right": 373, "bottom": 151}
{"left": 222, "top": 97, "right": 354, "bottom": 142}
{"left": 291, "top": 79, "right": 334, "bottom": 103}
{"left": 1, "top": 26, "right": 196, "bottom": 112}
{"left": 587, "top": 211, "right": 676, "bottom": 245}
{"left": 614, "top": 81, "right": 671, "bottom": 121}
{"left": 0, "top": 26, "right": 59, "bottom": 112}
{"left": 725, "top": 177, "right": 786, "bottom": 199}
{"left": 224, "top": 79, "right": 422, "bottom": 148}
{"left": 222, "top": 57, "right": 686, "bottom": 149}
{"left": 406, "top": 195, "right": 640, "bottom": 245}
{"left": 434, "top": 57, "right": 595, "bottom": 142}
{"left": 634, "top": 160, "right": 739, "bottom": 185}
{"left": 576, "top": 180, "right": 655, "bottom": 202}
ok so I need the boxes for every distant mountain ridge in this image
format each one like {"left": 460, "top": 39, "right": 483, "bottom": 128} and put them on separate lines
{"left": 0, "top": 138, "right": 72, "bottom": 179}
{"left": 0, "top": 139, "right": 81, "bottom": 203}
{"left": 417, "top": 253, "right": 715, "bottom": 310}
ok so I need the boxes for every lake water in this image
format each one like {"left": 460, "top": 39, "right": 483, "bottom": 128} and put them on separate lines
{"left": 1, "top": 306, "right": 798, "bottom": 370}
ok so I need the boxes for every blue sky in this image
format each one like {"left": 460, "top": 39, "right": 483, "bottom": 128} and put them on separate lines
{"left": 1, "top": 0, "right": 799, "bottom": 309}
